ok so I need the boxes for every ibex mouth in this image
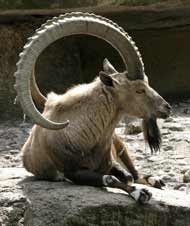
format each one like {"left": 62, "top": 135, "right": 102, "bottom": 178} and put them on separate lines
{"left": 156, "top": 101, "right": 171, "bottom": 119}
{"left": 157, "top": 109, "right": 171, "bottom": 119}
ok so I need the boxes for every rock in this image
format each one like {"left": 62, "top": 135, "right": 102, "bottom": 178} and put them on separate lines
{"left": 164, "top": 117, "right": 174, "bottom": 123}
{"left": 162, "top": 130, "right": 171, "bottom": 136}
{"left": 178, "top": 160, "right": 188, "bottom": 166}
{"left": 162, "top": 174, "right": 174, "bottom": 182}
{"left": 183, "top": 169, "right": 190, "bottom": 183}
{"left": 164, "top": 168, "right": 171, "bottom": 173}
{"left": 168, "top": 124, "right": 184, "bottom": 132}
{"left": 181, "top": 167, "right": 190, "bottom": 174}
{"left": 168, "top": 172, "right": 176, "bottom": 178}
{"left": 183, "top": 108, "right": 190, "bottom": 114}
{"left": 135, "top": 155, "right": 144, "bottom": 160}
{"left": 163, "top": 145, "right": 173, "bottom": 151}
{"left": 178, "top": 186, "right": 187, "bottom": 192}
{"left": 147, "top": 156, "right": 161, "bottom": 162}
{"left": 173, "top": 155, "right": 186, "bottom": 160}
{"left": 135, "top": 149, "right": 143, "bottom": 153}
{"left": 1, "top": 168, "right": 190, "bottom": 226}
{"left": 10, "top": 149, "right": 19, "bottom": 154}
{"left": 0, "top": 168, "right": 29, "bottom": 226}
{"left": 4, "top": 155, "right": 10, "bottom": 159}
{"left": 125, "top": 122, "right": 142, "bottom": 135}
{"left": 174, "top": 183, "right": 186, "bottom": 190}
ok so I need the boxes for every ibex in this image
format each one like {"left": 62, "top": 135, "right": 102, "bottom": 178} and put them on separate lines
{"left": 15, "top": 13, "right": 171, "bottom": 204}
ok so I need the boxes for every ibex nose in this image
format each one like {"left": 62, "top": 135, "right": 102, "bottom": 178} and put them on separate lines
{"left": 164, "top": 103, "right": 172, "bottom": 115}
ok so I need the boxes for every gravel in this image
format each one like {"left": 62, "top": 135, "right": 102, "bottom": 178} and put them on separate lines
{"left": 0, "top": 100, "right": 190, "bottom": 193}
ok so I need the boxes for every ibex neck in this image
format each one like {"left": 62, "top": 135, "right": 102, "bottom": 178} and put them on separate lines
{"left": 97, "top": 84, "right": 123, "bottom": 135}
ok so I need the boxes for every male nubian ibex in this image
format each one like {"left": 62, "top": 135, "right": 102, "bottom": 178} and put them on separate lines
{"left": 15, "top": 13, "right": 171, "bottom": 204}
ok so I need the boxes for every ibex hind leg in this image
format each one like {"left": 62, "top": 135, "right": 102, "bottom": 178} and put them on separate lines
{"left": 28, "top": 160, "right": 65, "bottom": 181}
{"left": 34, "top": 168, "right": 64, "bottom": 181}
{"left": 22, "top": 140, "right": 64, "bottom": 181}
{"left": 34, "top": 169, "right": 66, "bottom": 182}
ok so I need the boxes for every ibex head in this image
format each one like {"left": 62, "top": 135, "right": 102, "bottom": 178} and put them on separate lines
{"left": 100, "top": 59, "right": 171, "bottom": 153}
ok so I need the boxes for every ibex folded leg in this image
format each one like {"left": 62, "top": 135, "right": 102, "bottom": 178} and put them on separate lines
{"left": 110, "top": 162, "right": 134, "bottom": 185}
{"left": 64, "top": 169, "right": 151, "bottom": 204}
{"left": 112, "top": 133, "right": 139, "bottom": 180}
{"left": 113, "top": 133, "right": 165, "bottom": 189}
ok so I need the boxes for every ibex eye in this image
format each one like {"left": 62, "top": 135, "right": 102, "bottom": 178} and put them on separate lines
{"left": 136, "top": 89, "right": 145, "bottom": 94}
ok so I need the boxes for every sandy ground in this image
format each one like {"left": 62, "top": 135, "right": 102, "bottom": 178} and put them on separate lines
{"left": 0, "top": 100, "right": 190, "bottom": 192}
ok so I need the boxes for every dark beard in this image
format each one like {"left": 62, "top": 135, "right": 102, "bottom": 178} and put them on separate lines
{"left": 142, "top": 116, "right": 161, "bottom": 154}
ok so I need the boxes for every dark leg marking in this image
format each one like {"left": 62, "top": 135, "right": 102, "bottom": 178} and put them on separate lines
{"left": 110, "top": 162, "right": 133, "bottom": 184}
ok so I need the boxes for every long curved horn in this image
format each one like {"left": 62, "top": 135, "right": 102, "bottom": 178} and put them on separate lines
{"left": 30, "top": 67, "right": 46, "bottom": 109}
{"left": 14, "top": 12, "right": 145, "bottom": 130}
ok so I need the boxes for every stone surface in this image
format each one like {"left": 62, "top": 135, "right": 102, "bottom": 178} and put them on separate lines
{"left": 125, "top": 121, "right": 142, "bottom": 135}
{"left": 0, "top": 168, "right": 29, "bottom": 226}
{"left": 0, "top": 21, "right": 43, "bottom": 119}
{"left": 0, "top": 0, "right": 172, "bottom": 10}
{"left": 1, "top": 101, "right": 190, "bottom": 225}
{"left": 1, "top": 168, "right": 190, "bottom": 226}
{"left": 183, "top": 169, "right": 190, "bottom": 183}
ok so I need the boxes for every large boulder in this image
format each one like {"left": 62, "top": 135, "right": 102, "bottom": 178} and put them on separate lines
{"left": 1, "top": 167, "right": 190, "bottom": 226}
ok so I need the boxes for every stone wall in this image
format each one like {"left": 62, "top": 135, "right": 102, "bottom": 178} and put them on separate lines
{"left": 0, "top": 1, "right": 190, "bottom": 119}
{"left": 0, "top": 19, "right": 43, "bottom": 119}
{"left": 0, "top": 0, "right": 166, "bottom": 9}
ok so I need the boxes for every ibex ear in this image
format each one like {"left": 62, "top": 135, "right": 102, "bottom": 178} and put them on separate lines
{"left": 99, "top": 71, "right": 120, "bottom": 87}
{"left": 103, "top": 58, "right": 117, "bottom": 74}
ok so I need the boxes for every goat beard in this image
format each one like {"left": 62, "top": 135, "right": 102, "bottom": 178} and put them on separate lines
{"left": 142, "top": 116, "right": 161, "bottom": 154}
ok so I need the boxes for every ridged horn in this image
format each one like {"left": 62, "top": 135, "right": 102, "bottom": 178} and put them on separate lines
{"left": 30, "top": 67, "right": 46, "bottom": 109}
{"left": 14, "top": 12, "right": 145, "bottom": 130}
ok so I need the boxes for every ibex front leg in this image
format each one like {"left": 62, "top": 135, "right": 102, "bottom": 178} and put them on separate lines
{"left": 112, "top": 133, "right": 165, "bottom": 189}
{"left": 64, "top": 169, "right": 152, "bottom": 204}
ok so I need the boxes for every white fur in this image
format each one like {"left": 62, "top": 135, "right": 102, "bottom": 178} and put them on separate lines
{"left": 147, "top": 176, "right": 160, "bottom": 186}
{"left": 102, "top": 175, "right": 109, "bottom": 186}
{"left": 130, "top": 187, "right": 151, "bottom": 203}
{"left": 102, "top": 175, "right": 116, "bottom": 186}
{"left": 130, "top": 188, "right": 141, "bottom": 201}
{"left": 56, "top": 171, "right": 65, "bottom": 181}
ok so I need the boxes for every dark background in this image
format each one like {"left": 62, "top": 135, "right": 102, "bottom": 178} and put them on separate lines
{"left": 0, "top": 0, "right": 190, "bottom": 119}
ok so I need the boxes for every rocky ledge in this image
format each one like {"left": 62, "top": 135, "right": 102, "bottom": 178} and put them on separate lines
{"left": 1, "top": 101, "right": 190, "bottom": 225}
{"left": 1, "top": 0, "right": 190, "bottom": 30}
{"left": 0, "top": 167, "right": 190, "bottom": 226}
